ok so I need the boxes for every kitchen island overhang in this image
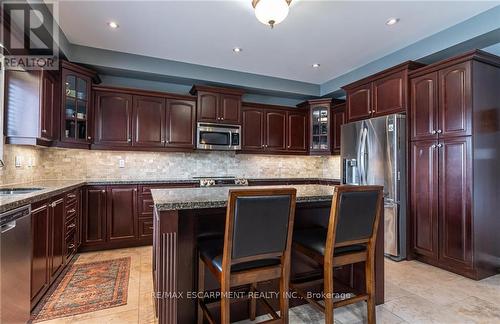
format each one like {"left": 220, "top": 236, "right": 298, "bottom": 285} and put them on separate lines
{"left": 151, "top": 185, "right": 384, "bottom": 324}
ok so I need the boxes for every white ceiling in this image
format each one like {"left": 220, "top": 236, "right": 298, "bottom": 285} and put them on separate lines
{"left": 56, "top": 1, "right": 499, "bottom": 84}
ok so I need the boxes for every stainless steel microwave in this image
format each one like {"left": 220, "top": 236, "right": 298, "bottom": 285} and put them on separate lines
{"left": 196, "top": 123, "right": 241, "bottom": 151}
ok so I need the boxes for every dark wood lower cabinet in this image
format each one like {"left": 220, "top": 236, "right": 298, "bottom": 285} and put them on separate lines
{"left": 107, "top": 186, "right": 138, "bottom": 242}
{"left": 31, "top": 190, "right": 81, "bottom": 309}
{"left": 82, "top": 186, "right": 107, "bottom": 246}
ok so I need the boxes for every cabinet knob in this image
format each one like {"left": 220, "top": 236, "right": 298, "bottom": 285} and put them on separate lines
{"left": 287, "top": 145, "right": 290, "bottom": 148}
{"left": 42, "top": 129, "right": 47, "bottom": 133}
{"left": 261, "top": 144, "right": 265, "bottom": 148}
{"left": 436, "top": 129, "right": 442, "bottom": 134}
{"left": 220, "top": 117, "right": 224, "bottom": 121}
{"left": 127, "top": 138, "right": 132, "bottom": 143}
{"left": 437, "top": 143, "right": 443, "bottom": 148}
{"left": 101, "top": 190, "right": 105, "bottom": 193}
{"left": 431, "top": 130, "right": 437, "bottom": 134}
{"left": 87, "top": 136, "right": 92, "bottom": 140}
{"left": 68, "top": 244, "right": 75, "bottom": 249}
{"left": 431, "top": 144, "right": 436, "bottom": 149}
{"left": 166, "top": 140, "right": 170, "bottom": 144}
{"left": 134, "top": 188, "right": 137, "bottom": 192}
{"left": 161, "top": 140, "right": 165, "bottom": 143}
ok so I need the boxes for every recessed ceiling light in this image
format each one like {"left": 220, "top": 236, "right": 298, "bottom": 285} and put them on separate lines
{"left": 108, "top": 21, "right": 119, "bottom": 29}
{"left": 312, "top": 63, "right": 320, "bottom": 68}
{"left": 385, "top": 17, "right": 400, "bottom": 26}
{"left": 233, "top": 47, "right": 243, "bottom": 53}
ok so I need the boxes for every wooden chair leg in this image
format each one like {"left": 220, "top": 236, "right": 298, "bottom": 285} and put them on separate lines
{"left": 324, "top": 264, "right": 335, "bottom": 324}
{"left": 279, "top": 273, "right": 289, "bottom": 323}
{"left": 220, "top": 281, "right": 231, "bottom": 324}
{"left": 249, "top": 283, "right": 257, "bottom": 321}
{"left": 365, "top": 249, "right": 376, "bottom": 324}
{"left": 198, "top": 256, "right": 205, "bottom": 324}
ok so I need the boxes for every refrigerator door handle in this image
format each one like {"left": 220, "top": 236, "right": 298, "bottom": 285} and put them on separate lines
{"left": 359, "top": 127, "right": 368, "bottom": 185}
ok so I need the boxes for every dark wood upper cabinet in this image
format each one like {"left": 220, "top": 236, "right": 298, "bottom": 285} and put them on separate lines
{"left": 410, "top": 140, "right": 439, "bottom": 260}
{"left": 107, "top": 186, "right": 138, "bottom": 242}
{"left": 438, "top": 137, "right": 472, "bottom": 269}
{"left": 166, "top": 99, "right": 196, "bottom": 148}
{"left": 190, "top": 85, "right": 244, "bottom": 124}
{"left": 343, "top": 61, "right": 425, "bottom": 123}
{"left": 94, "top": 91, "right": 133, "bottom": 147}
{"left": 83, "top": 186, "right": 107, "bottom": 246}
{"left": 220, "top": 94, "right": 241, "bottom": 124}
{"left": 60, "top": 61, "right": 96, "bottom": 148}
{"left": 287, "top": 111, "right": 307, "bottom": 152}
{"left": 242, "top": 107, "right": 265, "bottom": 151}
{"left": 132, "top": 96, "right": 166, "bottom": 147}
{"left": 438, "top": 61, "right": 472, "bottom": 138}
{"left": 410, "top": 72, "right": 439, "bottom": 141}
{"left": 196, "top": 91, "right": 219, "bottom": 122}
{"left": 331, "top": 103, "right": 346, "bottom": 155}
{"left": 41, "top": 71, "right": 58, "bottom": 141}
{"left": 373, "top": 70, "right": 405, "bottom": 116}
{"left": 5, "top": 69, "right": 60, "bottom": 146}
{"left": 31, "top": 202, "right": 50, "bottom": 301}
{"left": 265, "top": 110, "right": 287, "bottom": 152}
{"left": 346, "top": 83, "right": 372, "bottom": 122}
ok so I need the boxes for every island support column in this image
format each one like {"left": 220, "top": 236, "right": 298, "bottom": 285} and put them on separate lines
{"left": 153, "top": 208, "right": 179, "bottom": 324}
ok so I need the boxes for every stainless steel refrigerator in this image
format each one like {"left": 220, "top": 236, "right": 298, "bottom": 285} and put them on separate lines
{"left": 340, "top": 114, "right": 406, "bottom": 261}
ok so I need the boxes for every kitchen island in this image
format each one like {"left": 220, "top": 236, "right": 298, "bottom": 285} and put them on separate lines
{"left": 152, "top": 184, "right": 384, "bottom": 324}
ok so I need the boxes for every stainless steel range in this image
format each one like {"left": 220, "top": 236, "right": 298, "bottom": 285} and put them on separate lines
{"left": 194, "top": 176, "right": 248, "bottom": 187}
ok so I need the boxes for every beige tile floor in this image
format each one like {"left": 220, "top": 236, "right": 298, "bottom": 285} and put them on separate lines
{"left": 39, "top": 247, "right": 500, "bottom": 324}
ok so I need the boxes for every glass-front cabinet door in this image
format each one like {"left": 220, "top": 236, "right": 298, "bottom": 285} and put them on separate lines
{"left": 61, "top": 66, "right": 92, "bottom": 146}
{"left": 310, "top": 104, "right": 331, "bottom": 153}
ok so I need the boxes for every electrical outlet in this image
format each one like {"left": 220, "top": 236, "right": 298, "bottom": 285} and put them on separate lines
{"left": 15, "top": 156, "right": 22, "bottom": 167}
{"left": 119, "top": 159, "right": 125, "bottom": 168}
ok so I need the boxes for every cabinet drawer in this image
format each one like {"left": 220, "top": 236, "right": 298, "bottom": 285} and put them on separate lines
{"left": 138, "top": 218, "right": 154, "bottom": 238}
{"left": 66, "top": 201, "right": 77, "bottom": 217}
{"left": 66, "top": 190, "right": 78, "bottom": 204}
{"left": 65, "top": 217, "right": 77, "bottom": 236}
{"left": 139, "top": 183, "right": 197, "bottom": 195}
{"left": 139, "top": 196, "right": 155, "bottom": 217}
{"left": 65, "top": 232, "right": 77, "bottom": 260}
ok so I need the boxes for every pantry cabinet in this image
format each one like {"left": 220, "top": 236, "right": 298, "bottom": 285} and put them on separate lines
{"left": 409, "top": 50, "right": 500, "bottom": 280}
{"left": 331, "top": 103, "right": 346, "bottom": 154}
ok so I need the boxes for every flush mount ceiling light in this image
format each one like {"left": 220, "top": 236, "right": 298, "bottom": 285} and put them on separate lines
{"left": 385, "top": 17, "right": 400, "bottom": 26}
{"left": 233, "top": 47, "right": 243, "bottom": 53}
{"left": 312, "top": 63, "right": 320, "bottom": 68}
{"left": 107, "top": 21, "right": 119, "bottom": 29}
{"left": 252, "top": 0, "right": 292, "bottom": 29}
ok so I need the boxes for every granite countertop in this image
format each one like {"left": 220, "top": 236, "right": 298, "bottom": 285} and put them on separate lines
{"left": 0, "top": 178, "right": 341, "bottom": 214}
{"left": 0, "top": 180, "right": 85, "bottom": 214}
{"left": 151, "top": 184, "right": 336, "bottom": 211}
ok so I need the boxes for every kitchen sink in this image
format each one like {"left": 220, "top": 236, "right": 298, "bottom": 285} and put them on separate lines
{"left": 0, "top": 188, "right": 44, "bottom": 195}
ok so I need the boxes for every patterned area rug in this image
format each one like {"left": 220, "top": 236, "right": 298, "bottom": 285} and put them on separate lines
{"left": 31, "top": 257, "right": 131, "bottom": 322}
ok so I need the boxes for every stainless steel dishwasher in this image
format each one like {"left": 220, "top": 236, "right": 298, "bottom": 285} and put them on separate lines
{"left": 1, "top": 205, "right": 31, "bottom": 324}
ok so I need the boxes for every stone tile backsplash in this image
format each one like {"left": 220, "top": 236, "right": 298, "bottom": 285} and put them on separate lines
{"left": 1, "top": 144, "right": 341, "bottom": 185}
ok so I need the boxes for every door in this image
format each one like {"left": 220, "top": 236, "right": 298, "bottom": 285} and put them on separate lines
{"left": 287, "top": 111, "right": 307, "bottom": 152}
{"left": 410, "top": 72, "right": 439, "bottom": 141}
{"left": 107, "top": 186, "right": 137, "bottom": 242}
{"left": 346, "top": 83, "right": 372, "bottom": 122}
{"left": 166, "top": 99, "right": 195, "bottom": 148}
{"left": 331, "top": 105, "right": 345, "bottom": 154}
{"left": 40, "top": 70, "right": 56, "bottom": 140}
{"left": 265, "top": 110, "right": 287, "bottom": 152}
{"left": 133, "top": 96, "right": 165, "bottom": 147}
{"left": 310, "top": 105, "right": 330, "bottom": 153}
{"left": 49, "top": 197, "right": 65, "bottom": 278}
{"left": 438, "top": 137, "right": 472, "bottom": 268}
{"left": 242, "top": 108, "right": 264, "bottom": 151}
{"left": 373, "top": 71, "right": 405, "bottom": 116}
{"left": 61, "top": 69, "right": 91, "bottom": 144}
{"left": 438, "top": 62, "right": 472, "bottom": 138}
{"left": 83, "top": 186, "right": 107, "bottom": 245}
{"left": 219, "top": 94, "right": 241, "bottom": 124}
{"left": 410, "top": 141, "right": 439, "bottom": 259}
{"left": 31, "top": 203, "right": 50, "bottom": 300}
{"left": 197, "top": 91, "right": 219, "bottom": 122}
{"left": 94, "top": 91, "right": 133, "bottom": 146}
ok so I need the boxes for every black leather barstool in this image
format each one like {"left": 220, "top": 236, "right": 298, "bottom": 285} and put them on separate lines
{"left": 291, "top": 185, "right": 383, "bottom": 324}
{"left": 197, "top": 188, "right": 297, "bottom": 324}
